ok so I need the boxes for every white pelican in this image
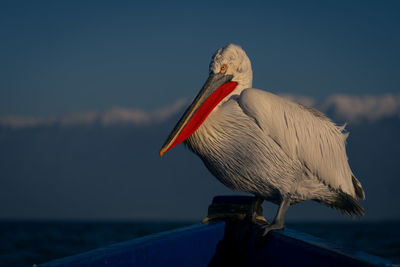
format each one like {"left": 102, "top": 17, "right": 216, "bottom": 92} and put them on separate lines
{"left": 160, "top": 44, "right": 365, "bottom": 234}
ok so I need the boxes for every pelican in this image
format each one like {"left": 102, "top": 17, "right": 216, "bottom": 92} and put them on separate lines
{"left": 160, "top": 44, "right": 365, "bottom": 234}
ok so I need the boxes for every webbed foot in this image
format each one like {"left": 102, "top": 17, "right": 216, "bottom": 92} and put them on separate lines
{"left": 260, "top": 222, "right": 285, "bottom": 236}
{"left": 254, "top": 222, "right": 285, "bottom": 247}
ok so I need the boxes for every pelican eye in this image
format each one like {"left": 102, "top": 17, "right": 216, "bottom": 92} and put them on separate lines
{"left": 220, "top": 64, "right": 228, "bottom": 73}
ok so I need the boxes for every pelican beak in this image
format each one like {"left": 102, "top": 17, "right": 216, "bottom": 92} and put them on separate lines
{"left": 160, "top": 72, "right": 236, "bottom": 156}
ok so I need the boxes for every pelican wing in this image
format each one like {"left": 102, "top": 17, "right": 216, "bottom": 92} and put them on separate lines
{"left": 238, "top": 88, "right": 360, "bottom": 198}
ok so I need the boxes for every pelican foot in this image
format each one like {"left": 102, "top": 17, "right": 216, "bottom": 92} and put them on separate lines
{"left": 202, "top": 196, "right": 267, "bottom": 224}
{"left": 201, "top": 213, "right": 246, "bottom": 223}
{"left": 260, "top": 223, "right": 284, "bottom": 236}
{"left": 247, "top": 196, "right": 267, "bottom": 225}
{"left": 254, "top": 223, "right": 285, "bottom": 247}
{"left": 248, "top": 213, "right": 268, "bottom": 225}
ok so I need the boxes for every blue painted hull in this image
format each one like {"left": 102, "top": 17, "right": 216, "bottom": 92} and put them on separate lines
{"left": 38, "top": 221, "right": 392, "bottom": 267}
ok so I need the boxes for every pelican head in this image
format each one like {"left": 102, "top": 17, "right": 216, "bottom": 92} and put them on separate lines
{"left": 160, "top": 44, "right": 252, "bottom": 156}
{"left": 210, "top": 44, "right": 253, "bottom": 90}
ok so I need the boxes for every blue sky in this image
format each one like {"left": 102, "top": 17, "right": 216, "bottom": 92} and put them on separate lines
{"left": 1, "top": 0, "right": 399, "bottom": 117}
{"left": 1, "top": 1, "right": 400, "bottom": 222}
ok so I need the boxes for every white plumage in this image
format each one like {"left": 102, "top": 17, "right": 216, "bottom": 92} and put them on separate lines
{"left": 161, "top": 44, "right": 365, "bottom": 233}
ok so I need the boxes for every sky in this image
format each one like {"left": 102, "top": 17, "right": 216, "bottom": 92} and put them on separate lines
{"left": 0, "top": 0, "right": 399, "bottom": 117}
{"left": 1, "top": 1, "right": 400, "bottom": 222}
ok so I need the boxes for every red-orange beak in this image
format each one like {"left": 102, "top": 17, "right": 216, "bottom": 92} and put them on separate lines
{"left": 160, "top": 72, "right": 237, "bottom": 156}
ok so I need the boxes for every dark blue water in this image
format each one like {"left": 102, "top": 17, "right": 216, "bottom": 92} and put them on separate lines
{"left": 0, "top": 221, "right": 398, "bottom": 266}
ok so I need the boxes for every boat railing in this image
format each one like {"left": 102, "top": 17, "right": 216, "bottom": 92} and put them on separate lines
{"left": 37, "top": 195, "right": 394, "bottom": 267}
